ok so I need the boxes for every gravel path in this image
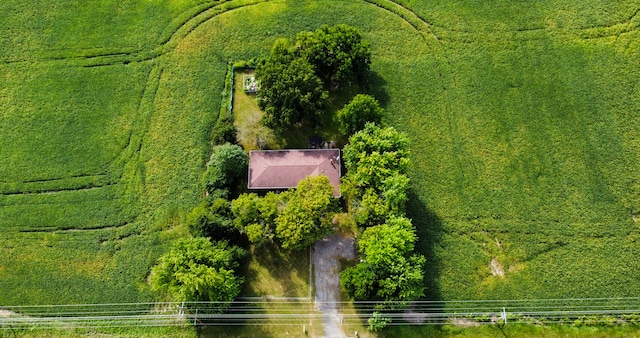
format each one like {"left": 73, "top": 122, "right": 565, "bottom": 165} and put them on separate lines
{"left": 314, "top": 235, "right": 356, "bottom": 338}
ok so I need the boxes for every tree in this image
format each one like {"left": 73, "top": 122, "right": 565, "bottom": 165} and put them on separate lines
{"left": 231, "top": 192, "right": 284, "bottom": 246}
{"left": 341, "top": 123, "right": 411, "bottom": 226}
{"left": 204, "top": 143, "right": 248, "bottom": 193}
{"left": 295, "top": 24, "right": 371, "bottom": 86}
{"left": 275, "top": 175, "right": 338, "bottom": 249}
{"left": 186, "top": 198, "right": 243, "bottom": 246}
{"left": 342, "top": 123, "right": 410, "bottom": 174}
{"left": 256, "top": 39, "right": 328, "bottom": 130}
{"left": 340, "top": 217, "right": 425, "bottom": 302}
{"left": 336, "top": 94, "right": 384, "bottom": 136}
{"left": 150, "top": 237, "right": 245, "bottom": 304}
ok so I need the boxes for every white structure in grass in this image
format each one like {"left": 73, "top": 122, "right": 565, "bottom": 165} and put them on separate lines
{"left": 243, "top": 74, "right": 259, "bottom": 93}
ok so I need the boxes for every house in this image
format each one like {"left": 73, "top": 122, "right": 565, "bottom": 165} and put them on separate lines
{"left": 248, "top": 149, "right": 341, "bottom": 196}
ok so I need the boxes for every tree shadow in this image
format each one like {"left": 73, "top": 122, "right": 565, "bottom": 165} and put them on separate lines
{"left": 364, "top": 70, "right": 390, "bottom": 108}
{"left": 406, "top": 188, "right": 443, "bottom": 302}
{"left": 239, "top": 244, "right": 310, "bottom": 298}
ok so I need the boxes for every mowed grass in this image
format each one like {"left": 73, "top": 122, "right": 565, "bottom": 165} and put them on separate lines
{"left": 0, "top": 0, "right": 639, "bottom": 328}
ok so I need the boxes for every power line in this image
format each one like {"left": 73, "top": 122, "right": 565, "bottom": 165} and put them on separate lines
{"left": 3, "top": 298, "right": 640, "bottom": 330}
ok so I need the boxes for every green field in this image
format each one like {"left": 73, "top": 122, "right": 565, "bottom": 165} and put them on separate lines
{"left": 1, "top": 0, "right": 639, "bottom": 322}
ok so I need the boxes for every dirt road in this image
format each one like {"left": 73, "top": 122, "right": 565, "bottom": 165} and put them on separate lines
{"left": 313, "top": 235, "right": 356, "bottom": 338}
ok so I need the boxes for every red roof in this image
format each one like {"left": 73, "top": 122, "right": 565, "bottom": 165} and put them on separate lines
{"left": 248, "top": 149, "right": 341, "bottom": 196}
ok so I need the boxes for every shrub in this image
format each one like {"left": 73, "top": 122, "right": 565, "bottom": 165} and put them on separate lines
{"left": 204, "top": 143, "right": 248, "bottom": 193}
{"left": 149, "top": 237, "right": 245, "bottom": 303}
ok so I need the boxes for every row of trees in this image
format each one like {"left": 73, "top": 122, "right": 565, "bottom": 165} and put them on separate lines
{"left": 256, "top": 24, "right": 371, "bottom": 131}
{"left": 339, "top": 122, "right": 426, "bottom": 330}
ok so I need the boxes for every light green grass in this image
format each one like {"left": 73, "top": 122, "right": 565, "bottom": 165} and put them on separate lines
{"left": 240, "top": 245, "right": 311, "bottom": 298}
{"left": 232, "top": 69, "right": 281, "bottom": 150}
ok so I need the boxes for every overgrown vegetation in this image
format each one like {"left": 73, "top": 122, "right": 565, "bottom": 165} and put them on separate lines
{"left": 150, "top": 237, "right": 245, "bottom": 304}
{"left": 339, "top": 122, "right": 425, "bottom": 330}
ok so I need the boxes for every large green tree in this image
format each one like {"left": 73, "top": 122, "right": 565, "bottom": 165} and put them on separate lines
{"left": 295, "top": 24, "right": 371, "bottom": 86}
{"left": 341, "top": 123, "right": 411, "bottom": 226}
{"left": 275, "top": 175, "right": 339, "bottom": 249}
{"left": 256, "top": 38, "right": 328, "bottom": 130}
{"left": 231, "top": 191, "right": 284, "bottom": 246}
{"left": 150, "top": 237, "right": 245, "bottom": 304}
{"left": 204, "top": 143, "right": 248, "bottom": 194}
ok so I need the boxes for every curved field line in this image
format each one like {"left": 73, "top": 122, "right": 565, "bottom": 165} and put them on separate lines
{"left": 0, "top": 176, "right": 114, "bottom": 196}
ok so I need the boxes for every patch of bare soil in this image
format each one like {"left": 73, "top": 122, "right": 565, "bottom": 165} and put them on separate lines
{"left": 490, "top": 258, "right": 505, "bottom": 277}
{"left": 0, "top": 309, "right": 15, "bottom": 317}
{"left": 451, "top": 318, "right": 481, "bottom": 327}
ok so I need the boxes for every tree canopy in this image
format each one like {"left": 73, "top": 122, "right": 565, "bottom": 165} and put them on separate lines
{"left": 150, "top": 237, "right": 245, "bottom": 304}
{"left": 341, "top": 123, "right": 411, "bottom": 227}
{"left": 275, "top": 175, "right": 339, "bottom": 249}
{"left": 295, "top": 24, "right": 371, "bottom": 86}
{"left": 255, "top": 25, "right": 370, "bottom": 131}
{"left": 232, "top": 175, "right": 338, "bottom": 249}
{"left": 336, "top": 94, "right": 384, "bottom": 136}
{"left": 231, "top": 192, "right": 283, "bottom": 246}
{"left": 204, "top": 143, "right": 248, "bottom": 194}
{"left": 340, "top": 217, "right": 425, "bottom": 303}
{"left": 256, "top": 39, "right": 328, "bottom": 130}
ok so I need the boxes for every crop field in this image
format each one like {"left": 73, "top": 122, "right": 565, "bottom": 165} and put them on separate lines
{"left": 1, "top": 0, "right": 639, "bottom": 323}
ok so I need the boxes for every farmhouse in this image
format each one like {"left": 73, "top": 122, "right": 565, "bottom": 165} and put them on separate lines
{"left": 248, "top": 149, "right": 341, "bottom": 196}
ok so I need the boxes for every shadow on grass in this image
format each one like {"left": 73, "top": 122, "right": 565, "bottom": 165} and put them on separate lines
{"left": 239, "top": 243, "right": 310, "bottom": 298}
{"left": 364, "top": 70, "right": 390, "bottom": 108}
{"left": 406, "top": 188, "right": 443, "bottom": 302}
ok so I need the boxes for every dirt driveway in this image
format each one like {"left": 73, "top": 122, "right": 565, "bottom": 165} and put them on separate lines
{"left": 314, "top": 235, "right": 356, "bottom": 338}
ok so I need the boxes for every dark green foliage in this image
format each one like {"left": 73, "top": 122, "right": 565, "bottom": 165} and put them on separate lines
{"left": 295, "top": 24, "right": 371, "bottom": 86}
{"left": 150, "top": 237, "right": 245, "bottom": 303}
{"left": 255, "top": 24, "right": 370, "bottom": 132}
{"left": 341, "top": 217, "right": 425, "bottom": 303}
{"left": 336, "top": 94, "right": 384, "bottom": 136}
{"left": 187, "top": 198, "right": 243, "bottom": 246}
{"left": 211, "top": 113, "right": 238, "bottom": 145}
{"left": 256, "top": 39, "right": 328, "bottom": 130}
{"left": 204, "top": 143, "right": 248, "bottom": 193}
{"left": 275, "top": 175, "right": 339, "bottom": 249}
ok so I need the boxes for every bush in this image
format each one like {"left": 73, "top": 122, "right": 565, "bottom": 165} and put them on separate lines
{"left": 149, "top": 237, "right": 245, "bottom": 303}
{"left": 204, "top": 143, "right": 248, "bottom": 193}
{"left": 336, "top": 94, "right": 384, "bottom": 136}
{"left": 187, "top": 198, "right": 243, "bottom": 246}
{"left": 211, "top": 113, "right": 237, "bottom": 145}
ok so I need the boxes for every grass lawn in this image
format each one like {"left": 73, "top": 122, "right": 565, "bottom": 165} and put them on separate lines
{"left": 1, "top": 0, "right": 640, "bottom": 336}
